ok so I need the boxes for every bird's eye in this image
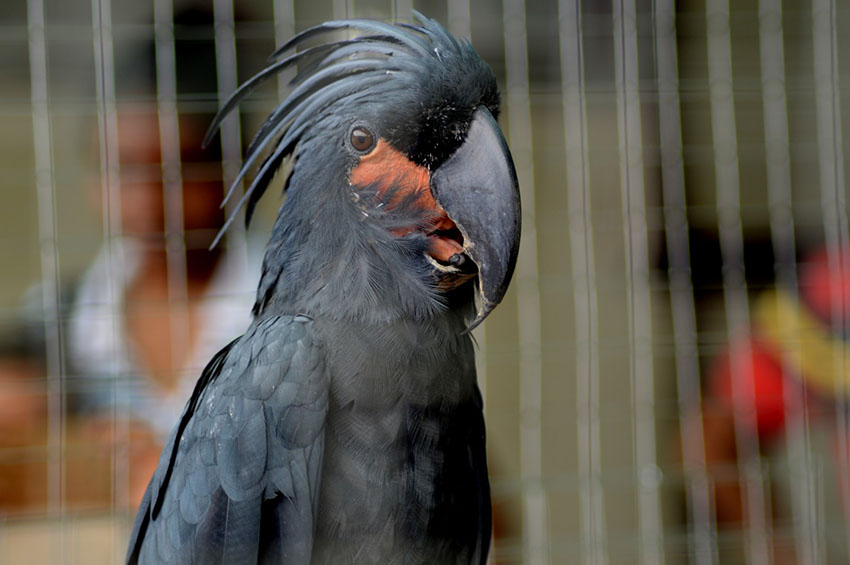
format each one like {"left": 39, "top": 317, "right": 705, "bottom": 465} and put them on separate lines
{"left": 350, "top": 127, "right": 375, "bottom": 153}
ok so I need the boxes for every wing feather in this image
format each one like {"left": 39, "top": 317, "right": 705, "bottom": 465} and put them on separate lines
{"left": 126, "top": 315, "right": 327, "bottom": 564}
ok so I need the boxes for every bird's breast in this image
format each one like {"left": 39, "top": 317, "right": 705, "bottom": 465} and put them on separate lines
{"left": 311, "top": 317, "right": 482, "bottom": 562}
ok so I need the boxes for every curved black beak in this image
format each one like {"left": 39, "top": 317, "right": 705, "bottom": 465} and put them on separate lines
{"left": 430, "top": 107, "right": 521, "bottom": 331}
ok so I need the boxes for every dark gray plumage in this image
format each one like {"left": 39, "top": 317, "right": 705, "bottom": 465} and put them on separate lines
{"left": 128, "top": 12, "right": 519, "bottom": 564}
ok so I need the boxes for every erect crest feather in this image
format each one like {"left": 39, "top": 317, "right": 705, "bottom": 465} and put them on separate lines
{"left": 206, "top": 11, "right": 498, "bottom": 249}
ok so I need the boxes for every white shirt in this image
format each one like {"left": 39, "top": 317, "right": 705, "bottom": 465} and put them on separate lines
{"left": 68, "top": 238, "right": 261, "bottom": 439}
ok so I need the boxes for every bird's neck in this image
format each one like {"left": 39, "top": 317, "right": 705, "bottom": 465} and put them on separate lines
{"left": 252, "top": 183, "right": 461, "bottom": 326}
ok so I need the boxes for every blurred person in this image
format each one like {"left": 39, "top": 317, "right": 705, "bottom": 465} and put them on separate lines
{"left": 68, "top": 6, "right": 260, "bottom": 508}
{"left": 0, "top": 5, "right": 260, "bottom": 513}
{"left": 692, "top": 244, "right": 850, "bottom": 562}
{"left": 65, "top": 106, "right": 258, "bottom": 507}
{"left": 71, "top": 106, "right": 254, "bottom": 436}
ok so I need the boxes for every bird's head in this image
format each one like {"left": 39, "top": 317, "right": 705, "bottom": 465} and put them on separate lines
{"left": 208, "top": 13, "right": 520, "bottom": 330}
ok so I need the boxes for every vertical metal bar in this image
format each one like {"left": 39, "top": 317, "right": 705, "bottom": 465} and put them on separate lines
{"left": 270, "top": 0, "right": 296, "bottom": 334}
{"left": 502, "top": 0, "right": 546, "bottom": 561}
{"left": 213, "top": 0, "right": 248, "bottom": 266}
{"left": 816, "top": 457, "right": 827, "bottom": 558}
{"left": 559, "top": 1, "right": 606, "bottom": 563}
{"left": 153, "top": 0, "right": 190, "bottom": 389}
{"left": 612, "top": 1, "right": 663, "bottom": 562}
{"left": 706, "top": 0, "right": 771, "bottom": 562}
{"left": 91, "top": 0, "right": 128, "bottom": 558}
{"left": 392, "top": 0, "right": 412, "bottom": 22}
{"left": 813, "top": 0, "right": 847, "bottom": 253}
{"left": 758, "top": 3, "right": 795, "bottom": 283}
{"left": 273, "top": 0, "right": 295, "bottom": 92}
{"left": 333, "top": 0, "right": 353, "bottom": 20}
{"left": 27, "top": 0, "right": 65, "bottom": 560}
{"left": 653, "top": 1, "right": 717, "bottom": 563}
{"left": 447, "top": 0, "right": 471, "bottom": 39}
{"left": 812, "top": 0, "right": 850, "bottom": 558}
{"left": 447, "top": 0, "right": 484, "bottom": 406}
{"left": 758, "top": 1, "right": 819, "bottom": 562}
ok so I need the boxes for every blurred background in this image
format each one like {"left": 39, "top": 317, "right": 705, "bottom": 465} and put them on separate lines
{"left": 2, "top": 0, "right": 850, "bottom": 563}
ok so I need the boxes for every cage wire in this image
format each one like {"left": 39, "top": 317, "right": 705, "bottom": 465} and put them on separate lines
{"left": 2, "top": 0, "right": 850, "bottom": 563}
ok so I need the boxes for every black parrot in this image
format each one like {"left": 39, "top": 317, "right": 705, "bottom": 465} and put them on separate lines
{"left": 127, "top": 12, "right": 520, "bottom": 564}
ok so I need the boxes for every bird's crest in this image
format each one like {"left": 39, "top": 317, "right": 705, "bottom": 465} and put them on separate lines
{"left": 204, "top": 11, "right": 498, "bottom": 249}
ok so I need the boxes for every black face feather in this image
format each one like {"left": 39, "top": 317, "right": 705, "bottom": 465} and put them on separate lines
{"left": 205, "top": 12, "right": 500, "bottom": 247}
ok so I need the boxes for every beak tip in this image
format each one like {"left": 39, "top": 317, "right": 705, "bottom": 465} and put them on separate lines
{"left": 462, "top": 312, "right": 486, "bottom": 335}
{"left": 460, "top": 285, "right": 498, "bottom": 334}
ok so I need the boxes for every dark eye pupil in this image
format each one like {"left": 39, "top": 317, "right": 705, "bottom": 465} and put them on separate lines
{"left": 351, "top": 128, "right": 374, "bottom": 152}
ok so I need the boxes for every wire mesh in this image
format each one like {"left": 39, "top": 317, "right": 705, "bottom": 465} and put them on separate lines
{"left": 2, "top": 0, "right": 850, "bottom": 563}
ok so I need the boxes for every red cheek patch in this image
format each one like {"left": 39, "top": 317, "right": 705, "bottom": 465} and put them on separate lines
{"left": 349, "top": 138, "right": 463, "bottom": 263}
{"left": 349, "top": 138, "right": 431, "bottom": 203}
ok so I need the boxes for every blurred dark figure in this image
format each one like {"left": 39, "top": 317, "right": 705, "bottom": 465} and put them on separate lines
{"left": 692, "top": 244, "right": 850, "bottom": 562}
{"left": 0, "top": 5, "right": 259, "bottom": 514}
